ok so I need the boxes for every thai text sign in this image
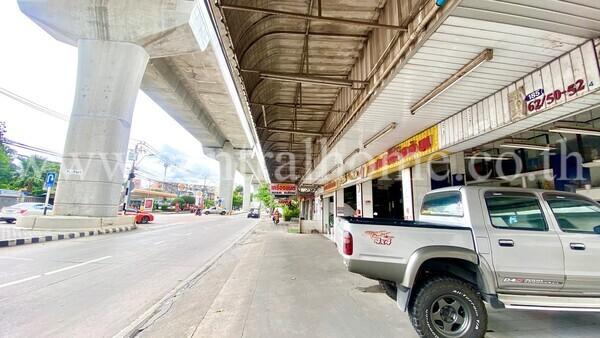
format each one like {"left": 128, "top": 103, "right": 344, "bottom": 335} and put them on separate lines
{"left": 270, "top": 183, "right": 297, "bottom": 195}
{"left": 365, "top": 126, "right": 439, "bottom": 177}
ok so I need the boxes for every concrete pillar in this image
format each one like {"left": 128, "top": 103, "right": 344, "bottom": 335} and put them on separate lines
{"left": 450, "top": 152, "right": 466, "bottom": 186}
{"left": 242, "top": 174, "right": 253, "bottom": 211}
{"left": 361, "top": 180, "right": 374, "bottom": 218}
{"left": 411, "top": 163, "right": 432, "bottom": 221}
{"left": 54, "top": 40, "right": 149, "bottom": 217}
{"left": 401, "top": 168, "right": 414, "bottom": 220}
{"left": 217, "top": 142, "right": 236, "bottom": 212}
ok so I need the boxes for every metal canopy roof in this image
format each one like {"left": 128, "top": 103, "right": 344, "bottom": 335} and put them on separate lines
{"left": 303, "top": 0, "right": 600, "bottom": 184}
{"left": 212, "top": 0, "right": 394, "bottom": 182}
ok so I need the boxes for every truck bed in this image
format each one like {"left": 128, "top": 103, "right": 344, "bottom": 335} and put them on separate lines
{"left": 337, "top": 217, "right": 476, "bottom": 284}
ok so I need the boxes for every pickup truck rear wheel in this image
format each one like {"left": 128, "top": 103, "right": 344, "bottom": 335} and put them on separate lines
{"left": 409, "top": 276, "right": 487, "bottom": 338}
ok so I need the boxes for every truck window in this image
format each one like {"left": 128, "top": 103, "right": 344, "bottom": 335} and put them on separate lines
{"left": 421, "top": 191, "right": 463, "bottom": 217}
{"left": 544, "top": 194, "right": 600, "bottom": 234}
{"left": 484, "top": 192, "right": 547, "bottom": 231}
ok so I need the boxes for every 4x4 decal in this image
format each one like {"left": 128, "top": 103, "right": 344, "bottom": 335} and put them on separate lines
{"left": 364, "top": 231, "right": 394, "bottom": 245}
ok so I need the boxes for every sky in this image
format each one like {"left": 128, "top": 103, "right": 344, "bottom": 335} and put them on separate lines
{"left": 0, "top": 1, "right": 242, "bottom": 187}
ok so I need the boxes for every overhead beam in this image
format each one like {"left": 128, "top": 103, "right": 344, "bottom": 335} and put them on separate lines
{"left": 251, "top": 101, "right": 345, "bottom": 114}
{"left": 256, "top": 126, "right": 330, "bottom": 137}
{"left": 219, "top": 4, "right": 407, "bottom": 31}
{"left": 243, "top": 70, "right": 367, "bottom": 87}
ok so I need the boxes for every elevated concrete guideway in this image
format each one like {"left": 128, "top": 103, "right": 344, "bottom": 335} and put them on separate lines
{"left": 17, "top": 0, "right": 269, "bottom": 219}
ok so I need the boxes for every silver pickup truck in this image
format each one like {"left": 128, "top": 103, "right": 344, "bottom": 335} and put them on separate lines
{"left": 337, "top": 186, "right": 600, "bottom": 338}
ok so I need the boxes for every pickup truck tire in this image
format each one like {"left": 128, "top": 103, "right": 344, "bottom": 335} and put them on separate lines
{"left": 410, "top": 276, "right": 487, "bottom": 338}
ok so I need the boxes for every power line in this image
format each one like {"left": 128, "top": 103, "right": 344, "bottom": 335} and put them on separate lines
{"left": 0, "top": 87, "right": 69, "bottom": 121}
{"left": 4, "top": 138, "right": 62, "bottom": 158}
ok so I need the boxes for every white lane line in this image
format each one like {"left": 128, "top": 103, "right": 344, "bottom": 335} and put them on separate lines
{"left": 0, "top": 256, "right": 34, "bottom": 261}
{"left": 44, "top": 256, "right": 112, "bottom": 276}
{"left": 0, "top": 275, "right": 41, "bottom": 289}
{"left": 154, "top": 241, "right": 165, "bottom": 245}
{"left": 172, "top": 232, "right": 192, "bottom": 237}
{"left": 0, "top": 256, "right": 112, "bottom": 289}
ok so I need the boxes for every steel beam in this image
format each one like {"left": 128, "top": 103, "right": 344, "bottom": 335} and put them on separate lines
{"left": 219, "top": 4, "right": 407, "bottom": 31}
{"left": 256, "top": 126, "right": 330, "bottom": 137}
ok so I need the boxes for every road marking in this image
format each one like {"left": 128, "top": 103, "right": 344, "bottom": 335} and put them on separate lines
{"left": 43, "top": 256, "right": 112, "bottom": 276}
{"left": 154, "top": 241, "right": 165, "bottom": 245}
{"left": 0, "top": 275, "right": 41, "bottom": 289}
{"left": 0, "top": 256, "right": 112, "bottom": 289}
{"left": 0, "top": 256, "right": 34, "bottom": 261}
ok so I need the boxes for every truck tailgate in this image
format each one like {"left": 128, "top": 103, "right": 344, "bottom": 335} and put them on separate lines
{"left": 339, "top": 218, "right": 475, "bottom": 283}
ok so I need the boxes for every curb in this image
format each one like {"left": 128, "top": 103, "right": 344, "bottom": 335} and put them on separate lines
{"left": 115, "top": 219, "right": 261, "bottom": 338}
{"left": 0, "top": 224, "right": 138, "bottom": 248}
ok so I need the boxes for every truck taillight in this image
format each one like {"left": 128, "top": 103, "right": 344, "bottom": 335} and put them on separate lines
{"left": 343, "top": 231, "right": 353, "bottom": 256}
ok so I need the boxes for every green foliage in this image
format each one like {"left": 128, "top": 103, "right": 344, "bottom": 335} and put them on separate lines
{"left": 180, "top": 195, "right": 196, "bottom": 205}
{"left": 0, "top": 146, "right": 15, "bottom": 189}
{"left": 204, "top": 198, "right": 215, "bottom": 208}
{"left": 255, "top": 183, "right": 276, "bottom": 209}
{"left": 283, "top": 200, "right": 300, "bottom": 221}
{"left": 0, "top": 122, "right": 17, "bottom": 189}
{"left": 232, "top": 185, "right": 243, "bottom": 209}
{"left": 14, "top": 155, "right": 60, "bottom": 195}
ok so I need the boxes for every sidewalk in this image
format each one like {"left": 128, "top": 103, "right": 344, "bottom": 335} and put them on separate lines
{"left": 135, "top": 221, "right": 600, "bottom": 338}
{"left": 136, "top": 221, "right": 416, "bottom": 338}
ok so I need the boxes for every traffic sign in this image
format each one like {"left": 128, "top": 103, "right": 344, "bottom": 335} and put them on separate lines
{"left": 45, "top": 172, "right": 57, "bottom": 188}
{"left": 43, "top": 172, "right": 57, "bottom": 216}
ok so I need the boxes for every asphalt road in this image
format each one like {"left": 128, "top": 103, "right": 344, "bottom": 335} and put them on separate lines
{"left": 0, "top": 213, "right": 259, "bottom": 338}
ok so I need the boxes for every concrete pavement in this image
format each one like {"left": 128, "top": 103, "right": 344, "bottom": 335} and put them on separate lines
{"left": 137, "top": 221, "right": 600, "bottom": 338}
{"left": 0, "top": 213, "right": 258, "bottom": 337}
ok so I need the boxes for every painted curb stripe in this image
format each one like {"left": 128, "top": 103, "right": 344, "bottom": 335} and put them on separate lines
{"left": 0, "top": 224, "right": 136, "bottom": 249}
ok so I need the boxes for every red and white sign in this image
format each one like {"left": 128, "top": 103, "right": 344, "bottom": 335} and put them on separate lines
{"left": 365, "top": 230, "right": 394, "bottom": 246}
{"left": 270, "top": 183, "right": 297, "bottom": 195}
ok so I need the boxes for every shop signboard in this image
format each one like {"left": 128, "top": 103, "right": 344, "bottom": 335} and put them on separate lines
{"left": 438, "top": 40, "right": 600, "bottom": 150}
{"left": 323, "top": 180, "right": 338, "bottom": 193}
{"left": 270, "top": 183, "right": 297, "bottom": 195}
{"left": 364, "top": 126, "right": 439, "bottom": 178}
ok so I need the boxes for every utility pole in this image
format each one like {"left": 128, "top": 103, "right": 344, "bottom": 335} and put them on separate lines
{"left": 123, "top": 142, "right": 142, "bottom": 212}
{"left": 163, "top": 163, "right": 169, "bottom": 184}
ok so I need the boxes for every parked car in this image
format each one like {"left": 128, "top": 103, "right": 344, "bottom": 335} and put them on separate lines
{"left": 134, "top": 211, "right": 154, "bottom": 224}
{"left": 337, "top": 186, "right": 600, "bottom": 338}
{"left": 204, "top": 206, "right": 227, "bottom": 215}
{"left": 247, "top": 208, "right": 260, "bottom": 218}
{"left": 0, "top": 202, "right": 53, "bottom": 223}
{"left": 121, "top": 208, "right": 154, "bottom": 224}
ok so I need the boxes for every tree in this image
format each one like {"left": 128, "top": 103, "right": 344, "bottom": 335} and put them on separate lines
{"left": 255, "top": 183, "right": 276, "bottom": 210}
{"left": 204, "top": 198, "right": 215, "bottom": 208}
{"left": 0, "top": 147, "right": 15, "bottom": 189}
{"left": 0, "top": 121, "right": 17, "bottom": 188}
{"left": 232, "top": 185, "right": 243, "bottom": 209}
{"left": 15, "top": 156, "right": 60, "bottom": 195}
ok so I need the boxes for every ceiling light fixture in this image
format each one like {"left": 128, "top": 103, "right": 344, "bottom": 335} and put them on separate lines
{"left": 343, "top": 148, "right": 361, "bottom": 164}
{"left": 500, "top": 142, "right": 555, "bottom": 151}
{"left": 363, "top": 123, "right": 397, "bottom": 148}
{"left": 326, "top": 164, "right": 340, "bottom": 176}
{"left": 411, "top": 49, "right": 494, "bottom": 115}
{"left": 549, "top": 127, "right": 600, "bottom": 137}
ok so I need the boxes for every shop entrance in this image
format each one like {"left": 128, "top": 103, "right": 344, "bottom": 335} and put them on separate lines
{"left": 372, "top": 173, "right": 404, "bottom": 219}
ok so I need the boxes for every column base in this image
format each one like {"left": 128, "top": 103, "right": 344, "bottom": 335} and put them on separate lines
{"left": 17, "top": 215, "right": 135, "bottom": 231}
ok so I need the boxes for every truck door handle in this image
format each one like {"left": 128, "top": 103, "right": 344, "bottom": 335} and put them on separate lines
{"left": 570, "top": 243, "right": 586, "bottom": 251}
{"left": 498, "top": 239, "right": 514, "bottom": 247}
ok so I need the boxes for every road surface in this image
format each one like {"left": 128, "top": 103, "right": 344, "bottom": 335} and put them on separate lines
{"left": 0, "top": 213, "right": 258, "bottom": 337}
